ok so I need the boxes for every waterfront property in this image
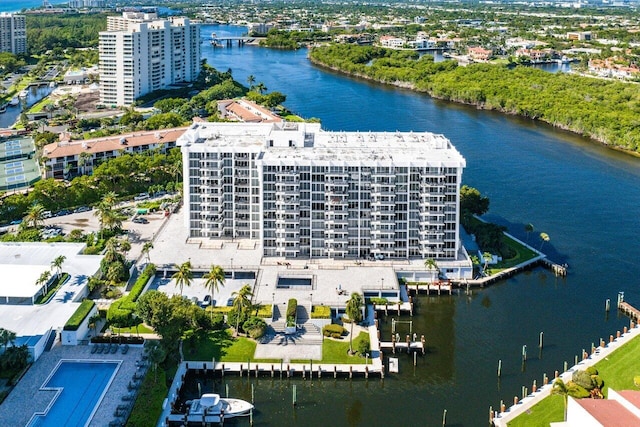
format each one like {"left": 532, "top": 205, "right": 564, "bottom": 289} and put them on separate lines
{"left": 41, "top": 127, "right": 186, "bottom": 179}
{"left": 178, "top": 121, "right": 470, "bottom": 268}
{"left": 99, "top": 12, "right": 201, "bottom": 106}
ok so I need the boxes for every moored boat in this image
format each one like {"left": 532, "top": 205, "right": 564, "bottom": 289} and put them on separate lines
{"left": 8, "top": 97, "right": 19, "bottom": 106}
{"left": 18, "top": 90, "right": 28, "bottom": 98}
{"left": 187, "top": 393, "right": 253, "bottom": 418}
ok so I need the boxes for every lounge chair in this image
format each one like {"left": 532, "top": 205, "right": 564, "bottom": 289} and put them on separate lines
{"left": 111, "top": 344, "right": 119, "bottom": 354}
{"left": 96, "top": 344, "right": 104, "bottom": 354}
{"left": 91, "top": 344, "right": 98, "bottom": 354}
{"left": 121, "top": 344, "right": 129, "bottom": 355}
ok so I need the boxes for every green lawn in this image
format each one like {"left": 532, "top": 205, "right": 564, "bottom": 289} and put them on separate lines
{"left": 183, "top": 329, "right": 273, "bottom": 362}
{"left": 127, "top": 367, "right": 168, "bottom": 427}
{"left": 508, "top": 334, "right": 640, "bottom": 426}
{"left": 307, "top": 332, "right": 371, "bottom": 364}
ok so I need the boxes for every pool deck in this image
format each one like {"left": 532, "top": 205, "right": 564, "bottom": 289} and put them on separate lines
{"left": 0, "top": 343, "right": 144, "bottom": 427}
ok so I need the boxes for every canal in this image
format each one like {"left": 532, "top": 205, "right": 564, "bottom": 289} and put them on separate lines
{"left": 199, "top": 25, "right": 640, "bottom": 426}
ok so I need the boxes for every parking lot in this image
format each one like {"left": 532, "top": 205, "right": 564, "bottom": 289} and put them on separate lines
{"left": 44, "top": 207, "right": 169, "bottom": 262}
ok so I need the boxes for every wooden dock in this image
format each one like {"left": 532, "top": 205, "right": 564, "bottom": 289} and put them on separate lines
{"left": 373, "top": 301, "right": 414, "bottom": 315}
{"left": 405, "top": 281, "right": 453, "bottom": 295}
{"left": 618, "top": 301, "right": 640, "bottom": 322}
{"left": 379, "top": 340, "right": 424, "bottom": 354}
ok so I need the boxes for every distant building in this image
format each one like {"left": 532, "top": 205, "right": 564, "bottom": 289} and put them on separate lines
{"left": 588, "top": 57, "right": 640, "bottom": 80}
{"left": 0, "top": 13, "right": 26, "bottom": 55}
{"left": 515, "top": 48, "right": 555, "bottom": 62}
{"left": 247, "top": 22, "right": 274, "bottom": 36}
{"left": 68, "top": 0, "right": 106, "bottom": 7}
{"left": 99, "top": 12, "right": 201, "bottom": 106}
{"left": 178, "top": 122, "right": 467, "bottom": 261}
{"left": 217, "top": 99, "right": 282, "bottom": 123}
{"left": 468, "top": 47, "right": 493, "bottom": 62}
{"left": 380, "top": 35, "right": 405, "bottom": 48}
{"left": 63, "top": 66, "right": 99, "bottom": 85}
{"left": 41, "top": 127, "right": 186, "bottom": 179}
{"left": 567, "top": 31, "right": 593, "bottom": 41}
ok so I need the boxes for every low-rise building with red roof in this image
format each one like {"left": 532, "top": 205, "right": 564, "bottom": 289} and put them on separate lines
{"left": 41, "top": 127, "right": 187, "bottom": 180}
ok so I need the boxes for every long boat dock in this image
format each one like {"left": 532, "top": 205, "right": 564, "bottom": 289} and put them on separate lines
{"left": 618, "top": 301, "right": 640, "bottom": 322}
{"left": 373, "top": 301, "right": 414, "bottom": 315}
{"left": 379, "top": 340, "right": 425, "bottom": 353}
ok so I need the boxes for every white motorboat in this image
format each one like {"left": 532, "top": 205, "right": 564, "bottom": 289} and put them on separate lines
{"left": 18, "top": 90, "right": 28, "bottom": 98}
{"left": 188, "top": 393, "right": 253, "bottom": 418}
{"left": 8, "top": 97, "right": 19, "bottom": 106}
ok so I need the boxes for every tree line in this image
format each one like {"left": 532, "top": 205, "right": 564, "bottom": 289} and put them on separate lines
{"left": 309, "top": 44, "right": 640, "bottom": 154}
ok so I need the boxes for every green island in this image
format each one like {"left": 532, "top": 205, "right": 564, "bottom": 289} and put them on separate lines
{"left": 309, "top": 44, "right": 640, "bottom": 155}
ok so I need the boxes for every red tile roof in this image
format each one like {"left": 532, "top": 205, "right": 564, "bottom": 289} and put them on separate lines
{"left": 42, "top": 127, "right": 188, "bottom": 159}
{"left": 576, "top": 399, "right": 640, "bottom": 426}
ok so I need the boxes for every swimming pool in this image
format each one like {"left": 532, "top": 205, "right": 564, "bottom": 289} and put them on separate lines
{"left": 28, "top": 360, "right": 120, "bottom": 427}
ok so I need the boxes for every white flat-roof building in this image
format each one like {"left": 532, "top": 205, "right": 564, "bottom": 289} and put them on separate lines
{"left": 99, "top": 13, "right": 201, "bottom": 106}
{"left": 0, "top": 13, "right": 26, "bottom": 55}
{"left": 0, "top": 243, "right": 102, "bottom": 361}
{"left": 179, "top": 122, "right": 467, "bottom": 261}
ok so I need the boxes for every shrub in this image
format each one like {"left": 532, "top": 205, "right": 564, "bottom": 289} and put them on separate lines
{"left": 567, "top": 383, "right": 591, "bottom": 398}
{"left": 243, "top": 316, "right": 267, "bottom": 339}
{"left": 106, "top": 264, "right": 156, "bottom": 327}
{"left": 255, "top": 304, "right": 273, "bottom": 318}
{"left": 369, "top": 297, "right": 388, "bottom": 305}
{"left": 572, "top": 370, "right": 595, "bottom": 390}
{"left": 311, "top": 305, "right": 331, "bottom": 319}
{"left": 323, "top": 324, "right": 346, "bottom": 337}
{"left": 286, "top": 298, "right": 297, "bottom": 327}
{"left": 585, "top": 366, "right": 598, "bottom": 376}
{"left": 357, "top": 334, "right": 370, "bottom": 355}
{"left": 64, "top": 300, "right": 95, "bottom": 331}
{"left": 90, "top": 335, "right": 144, "bottom": 345}
{"left": 592, "top": 375, "right": 604, "bottom": 389}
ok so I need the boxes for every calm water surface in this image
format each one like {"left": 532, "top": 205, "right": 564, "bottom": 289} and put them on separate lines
{"left": 201, "top": 25, "right": 640, "bottom": 426}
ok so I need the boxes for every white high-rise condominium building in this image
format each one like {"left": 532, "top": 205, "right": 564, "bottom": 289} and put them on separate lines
{"left": 0, "top": 13, "right": 26, "bottom": 55}
{"left": 99, "top": 13, "right": 201, "bottom": 106}
{"left": 179, "top": 122, "right": 466, "bottom": 261}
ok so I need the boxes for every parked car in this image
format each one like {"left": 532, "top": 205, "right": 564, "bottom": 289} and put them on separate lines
{"left": 56, "top": 210, "right": 71, "bottom": 216}
{"left": 42, "top": 210, "right": 53, "bottom": 219}
{"left": 134, "top": 193, "right": 150, "bottom": 201}
{"left": 74, "top": 206, "right": 91, "bottom": 213}
{"left": 226, "top": 298, "right": 234, "bottom": 307}
{"left": 132, "top": 217, "right": 149, "bottom": 224}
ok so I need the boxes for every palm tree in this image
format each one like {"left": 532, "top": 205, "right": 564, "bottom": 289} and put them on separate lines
{"left": 24, "top": 203, "right": 45, "bottom": 229}
{"left": 524, "top": 223, "right": 534, "bottom": 242}
{"left": 231, "top": 284, "right": 253, "bottom": 336}
{"left": 345, "top": 292, "right": 364, "bottom": 355}
{"left": 552, "top": 378, "right": 569, "bottom": 421}
{"left": 0, "top": 328, "right": 16, "bottom": 351}
{"left": 424, "top": 258, "right": 439, "bottom": 281}
{"left": 88, "top": 314, "right": 101, "bottom": 336}
{"left": 247, "top": 74, "right": 256, "bottom": 90}
{"left": 172, "top": 261, "right": 193, "bottom": 296}
{"left": 51, "top": 255, "right": 66, "bottom": 280}
{"left": 539, "top": 232, "right": 550, "bottom": 250}
{"left": 482, "top": 252, "right": 492, "bottom": 272}
{"left": 94, "top": 192, "right": 120, "bottom": 238}
{"left": 142, "top": 242, "right": 154, "bottom": 263}
{"left": 203, "top": 264, "right": 225, "bottom": 313}
{"left": 36, "top": 270, "right": 51, "bottom": 296}
{"left": 255, "top": 82, "right": 267, "bottom": 94}
{"left": 78, "top": 151, "right": 93, "bottom": 175}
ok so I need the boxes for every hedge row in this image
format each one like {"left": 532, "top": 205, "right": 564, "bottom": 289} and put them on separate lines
{"left": 64, "top": 300, "right": 95, "bottom": 331}
{"left": 286, "top": 298, "right": 297, "bottom": 319}
{"left": 311, "top": 305, "right": 331, "bottom": 319}
{"left": 107, "top": 264, "right": 156, "bottom": 327}
{"left": 323, "top": 324, "right": 346, "bottom": 338}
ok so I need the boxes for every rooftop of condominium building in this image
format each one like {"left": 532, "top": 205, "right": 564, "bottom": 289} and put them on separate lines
{"left": 178, "top": 121, "right": 466, "bottom": 166}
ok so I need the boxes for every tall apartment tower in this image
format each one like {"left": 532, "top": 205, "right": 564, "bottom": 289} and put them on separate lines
{"left": 179, "top": 122, "right": 466, "bottom": 261}
{"left": 0, "top": 13, "right": 26, "bottom": 55}
{"left": 99, "top": 13, "right": 201, "bottom": 106}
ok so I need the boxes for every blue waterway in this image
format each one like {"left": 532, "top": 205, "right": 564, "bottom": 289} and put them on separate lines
{"left": 30, "top": 361, "right": 118, "bottom": 427}
{"left": 199, "top": 25, "right": 640, "bottom": 426}
{"left": 0, "top": 1, "right": 65, "bottom": 13}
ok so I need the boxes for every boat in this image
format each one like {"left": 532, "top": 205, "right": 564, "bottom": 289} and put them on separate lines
{"left": 18, "top": 90, "right": 28, "bottom": 98}
{"left": 8, "top": 97, "right": 19, "bottom": 106}
{"left": 187, "top": 393, "right": 253, "bottom": 419}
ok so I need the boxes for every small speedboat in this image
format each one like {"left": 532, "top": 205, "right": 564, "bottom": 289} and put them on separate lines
{"left": 188, "top": 393, "right": 253, "bottom": 418}
{"left": 18, "top": 90, "right": 28, "bottom": 98}
{"left": 9, "top": 97, "right": 19, "bottom": 106}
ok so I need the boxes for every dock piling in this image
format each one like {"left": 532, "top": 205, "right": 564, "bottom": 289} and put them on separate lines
{"left": 497, "top": 360, "right": 502, "bottom": 378}
{"left": 539, "top": 332, "right": 543, "bottom": 349}
{"left": 606, "top": 298, "right": 611, "bottom": 312}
